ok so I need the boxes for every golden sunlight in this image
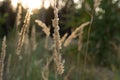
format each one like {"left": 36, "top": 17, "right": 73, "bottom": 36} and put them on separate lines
{"left": 27, "top": 0, "right": 42, "bottom": 10}
{"left": 20, "top": 0, "right": 28, "bottom": 9}
{"left": 0, "top": 0, "right": 4, "bottom": 2}
{"left": 44, "top": 0, "right": 50, "bottom": 9}
{"left": 73, "top": 0, "right": 79, "bottom": 3}
{"left": 11, "top": 0, "right": 42, "bottom": 10}
{"left": 11, "top": 0, "right": 18, "bottom": 8}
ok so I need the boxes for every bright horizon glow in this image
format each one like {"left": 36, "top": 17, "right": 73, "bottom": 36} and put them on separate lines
{"left": 11, "top": 0, "right": 43, "bottom": 10}
{"left": 20, "top": 0, "right": 28, "bottom": 9}
{"left": 27, "top": 0, "right": 42, "bottom": 10}
{"left": 44, "top": 0, "right": 50, "bottom": 9}
{"left": 73, "top": 0, "right": 79, "bottom": 3}
{"left": 0, "top": 0, "right": 4, "bottom": 2}
{"left": 11, "top": 0, "right": 18, "bottom": 8}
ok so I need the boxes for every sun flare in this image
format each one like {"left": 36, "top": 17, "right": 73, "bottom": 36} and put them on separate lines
{"left": 44, "top": 0, "right": 50, "bottom": 9}
{"left": 11, "top": 0, "right": 18, "bottom": 8}
{"left": 73, "top": 0, "right": 79, "bottom": 3}
{"left": 11, "top": 0, "right": 43, "bottom": 10}
{"left": 27, "top": 0, "right": 42, "bottom": 10}
{"left": 0, "top": 0, "right": 4, "bottom": 2}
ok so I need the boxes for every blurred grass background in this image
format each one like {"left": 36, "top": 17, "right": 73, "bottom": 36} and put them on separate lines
{"left": 0, "top": 0, "right": 120, "bottom": 80}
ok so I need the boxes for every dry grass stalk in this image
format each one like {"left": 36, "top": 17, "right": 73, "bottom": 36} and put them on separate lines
{"left": 0, "top": 36, "right": 7, "bottom": 80}
{"left": 6, "top": 54, "right": 11, "bottom": 80}
{"left": 16, "top": 3, "right": 22, "bottom": 29}
{"left": 31, "top": 25, "right": 37, "bottom": 51}
{"left": 35, "top": 20, "right": 50, "bottom": 37}
{"left": 64, "top": 66, "right": 74, "bottom": 80}
{"left": 78, "top": 28, "right": 84, "bottom": 51}
{"left": 61, "top": 33, "right": 68, "bottom": 46}
{"left": 64, "top": 22, "right": 90, "bottom": 47}
{"left": 35, "top": 20, "right": 50, "bottom": 48}
{"left": 52, "top": 3, "right": 64, "bottom": 74}
{"left": 24, "top": 33, "right": 31, "bottom": 54}
{"left": 41, "top": 57, "right": 53, "bottom": 80}
{"left": 53, "top": 49, "right": 65, "bottom": 75}
{"left": 44, "top": 36, "right": 49, "bottom": 49}
{"left": 16, "top": 9, "right": 31, "bottom": 55}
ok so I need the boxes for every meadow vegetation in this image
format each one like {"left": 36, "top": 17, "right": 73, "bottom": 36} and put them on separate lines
{"left": 0, "top": 0, "right": 120, "bottom": 80}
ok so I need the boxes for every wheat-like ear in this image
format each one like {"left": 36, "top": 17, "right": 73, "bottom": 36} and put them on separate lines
{"left": 0, "top": 36, "right": 7, "bottom": 80}
{"left": 35, "top": 20, "right": 50, "bottom": 48}
{"left": 53, "top": 49, "right": 65, "bottom": 75}
{"left": 16, "top": 9, "right": 31, "bottom": 55}
{"left": 15, "top": 3, "right": 22, "bottom": 29}
{"left": 35, "top": 20, "right": 50, "bottom": 37}
{"left": 64, "top": 22, "right": 90, "bottom": 47}
{"left": 61, "top": 33, "right": 68, "bottom": 46}
{"left": 52, "top": 2, "right": 64, "bottom": 75}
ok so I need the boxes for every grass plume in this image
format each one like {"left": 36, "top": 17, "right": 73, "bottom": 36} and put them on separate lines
{"left": 35, "top": 20, "right": 50, "bottom": 37}
{"left": 16, "top": 9, "right": 31, "bottom": 55}
{"left": 52, "top": 2, "right": 64, "bottom": 75}
{"left": 64, "top": 22, "right": 90, "bottom": 47}
{"left": 15, "top": 3, "right": 22, "bottom": 29}
{"left": 61, "top": 33, "right": 68, "bottom": 46}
